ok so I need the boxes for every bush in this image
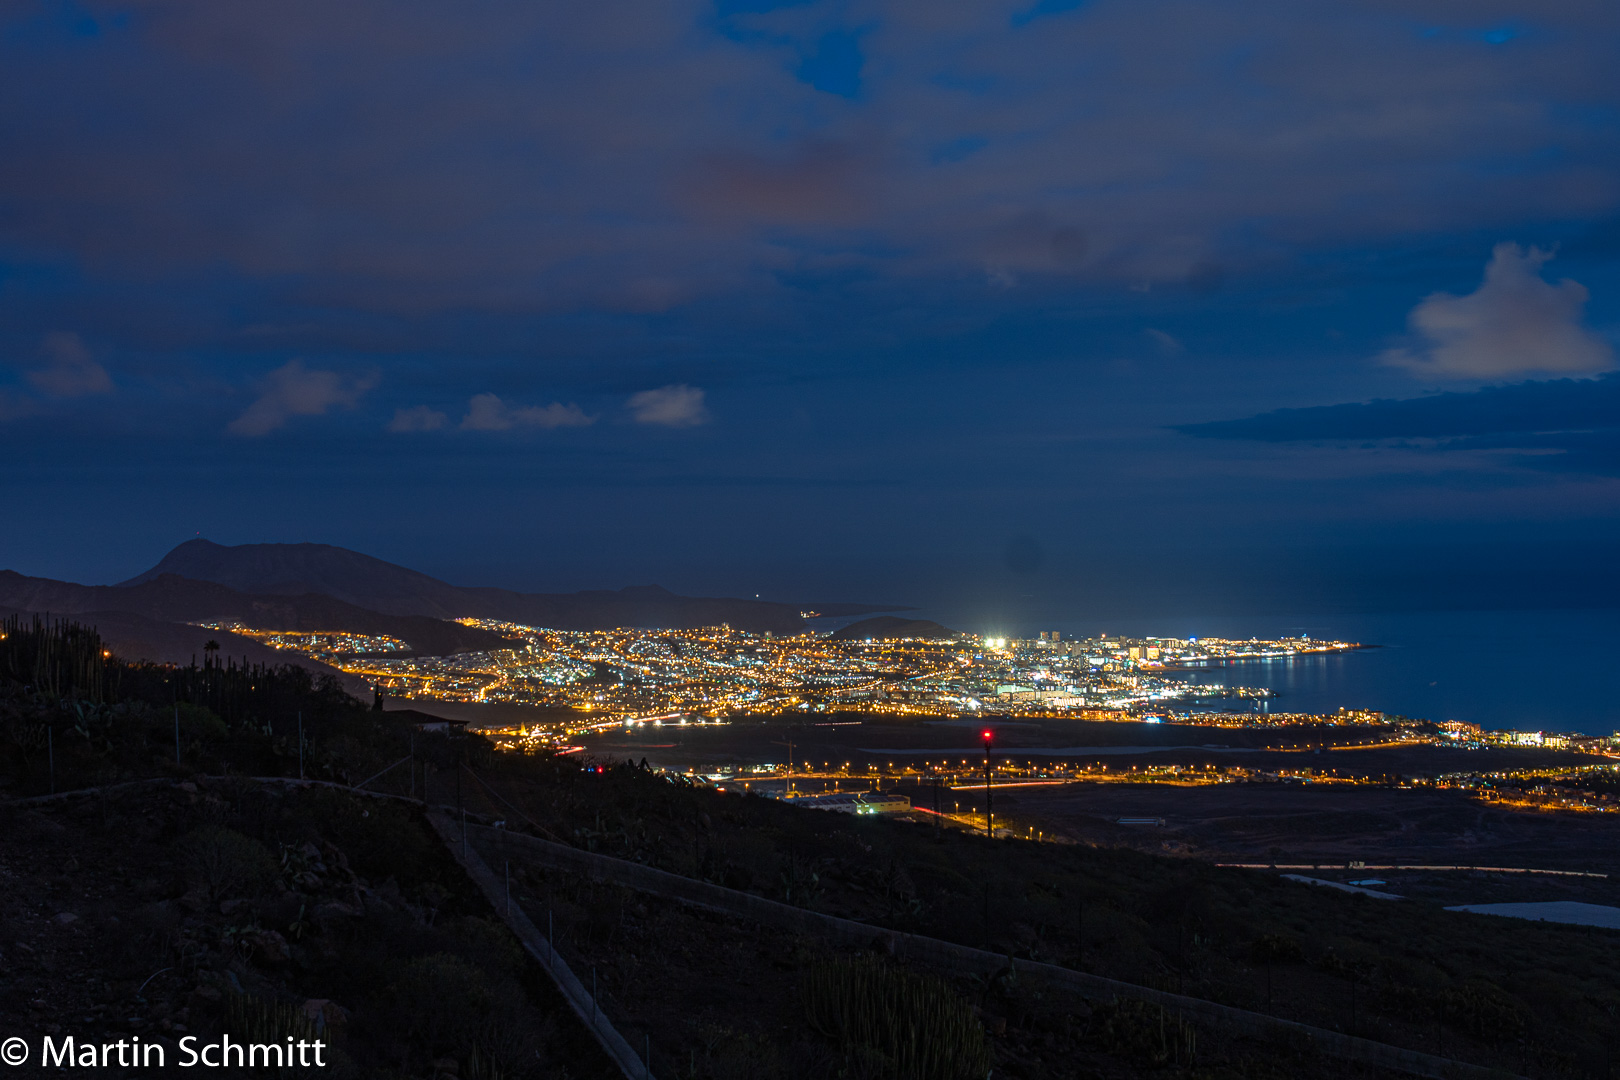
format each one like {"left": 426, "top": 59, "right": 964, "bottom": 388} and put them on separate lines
{"left": 181, "top": 826, "right": 279, "bottom": 900}
{"left": 1250, "top": 933, "right": 1304, "bottom": 965}
{"left": 1439, "top": 979, "right": 1527, "bottom": 1043}
{"left": 1089, "top": 997, "right": 1197, "bottom": 1067}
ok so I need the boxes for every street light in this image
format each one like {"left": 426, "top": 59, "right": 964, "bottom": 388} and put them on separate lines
{"left": 982, "top": 729, "right": 994, "bottom": 838}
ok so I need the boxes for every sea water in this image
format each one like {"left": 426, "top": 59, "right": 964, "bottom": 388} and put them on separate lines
{"left": 920, "top": 609, "right": 1620, "bottom": 736}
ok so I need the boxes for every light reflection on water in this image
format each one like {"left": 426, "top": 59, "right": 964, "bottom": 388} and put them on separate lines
{"left": 1022, "top": 609, "right": 1620, "bottom": 735}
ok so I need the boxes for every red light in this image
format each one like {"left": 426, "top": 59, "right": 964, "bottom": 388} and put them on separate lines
{"left": 982, "top": 730, "right": 993, "bottom": 741}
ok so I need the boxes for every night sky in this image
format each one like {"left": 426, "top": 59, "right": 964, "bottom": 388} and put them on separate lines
{"left": 3, "top": 1, "right": 1619, "bottom": 627}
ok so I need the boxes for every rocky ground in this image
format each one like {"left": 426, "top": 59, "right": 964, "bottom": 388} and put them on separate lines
{"left": 0, "top": 778, "right": 613, "bottom": 1079}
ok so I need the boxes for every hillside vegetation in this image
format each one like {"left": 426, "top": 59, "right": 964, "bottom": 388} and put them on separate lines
{"left": 3, "top": 615, "right": 1617, "bottom": 1079}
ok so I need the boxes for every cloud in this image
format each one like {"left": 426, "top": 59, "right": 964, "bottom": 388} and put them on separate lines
{"left": 459, "top": 392, "right": 593, "bottom": 431}
{"left": 5, "top": 1, "right": 1620, "bottom": 317}
{"left": 227, "top": 359, "right": 379, "bottom": 436}
{"left": 24, "top": 332, "right": 113, "bottom": 397}
{"left": 1381, "top": 243, "right": 1615, "bottom": 379}
{"left": 627, "top": 384, "right": 709, "bottom": 427}
{"left": 387, "top": 405, "right": 448, "bottom": 432}
{"left": 1178, "top": 374, "right": 1620, "bottom": 443}
{"left": 1175, "top": 372, "right": 1620, "bottom": 476}
{"left": 1144, "top": 328, "right": 1183, "bottom": 355}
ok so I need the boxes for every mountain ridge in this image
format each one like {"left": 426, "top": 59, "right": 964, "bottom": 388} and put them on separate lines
{"left": 0, "top": 570, "right": 513, "bottom": 656}
{"left": 121, "top": 539, "right": 899, "bottom": 632}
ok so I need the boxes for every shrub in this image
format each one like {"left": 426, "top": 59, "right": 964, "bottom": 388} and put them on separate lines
{"left": 1089, "top": 997, "right": 1197, "bottom": 1067}
{"left": 181, "top": 826, "right": 279, "bottom": 901}
{"left": 1250, "top": 933, "right": 1304, "bottom": 965}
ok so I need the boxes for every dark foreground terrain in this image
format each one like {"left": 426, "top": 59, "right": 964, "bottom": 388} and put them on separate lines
{"left": 6, "top": 617, "right": 1620, "bottom": 1079}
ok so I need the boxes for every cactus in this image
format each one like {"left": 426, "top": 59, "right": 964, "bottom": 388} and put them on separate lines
{"left": 220, "top": 992, "right": 326, "bottom": 1076}
{"left": 802, "top": 956, "right": 991, "bottom": 1080}
{"left": 0, "top": 614, "right": 110, "bottom": 702}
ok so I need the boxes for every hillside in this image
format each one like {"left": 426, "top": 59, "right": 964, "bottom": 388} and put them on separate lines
{"left": 829, "top": 615, "right": 959, "bottom": 640}
{"left": 3, "top": 617, "right": 1614, "bottom": 1080}
{"left": 123, "top": 539, "right": 894, "bottom": 634}
{"left": 0, "top": 570, "right": 511, "bottom": 656}
{"left": 0, "top": 605, "right": 363, "bottom": 690}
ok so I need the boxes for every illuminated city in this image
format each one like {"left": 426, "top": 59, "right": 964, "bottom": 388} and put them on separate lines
{"left": 213, "top": 620, "right": 1366, "bottom": 719}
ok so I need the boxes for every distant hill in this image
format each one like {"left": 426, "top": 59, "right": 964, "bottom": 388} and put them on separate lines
{"left": 124, "top": 540, "right": 474, "bottom": 617}
{"left": 0, "top": 606, "right": 368, "bottom": 693}
{"left": 122, "top": 540, "right": 896, "bottom": 634}
{"left": 0, "top": 571, "right": 512, "bottom": 656}
{"left": 829, "top": 616, "right": 959, "bottom": 640}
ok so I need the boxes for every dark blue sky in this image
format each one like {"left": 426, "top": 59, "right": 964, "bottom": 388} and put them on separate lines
{"left": 3, "top": 0, "right": 1619, "bottom": 627}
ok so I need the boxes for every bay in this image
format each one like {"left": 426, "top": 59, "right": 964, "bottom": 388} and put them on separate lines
{"left": 929, "top": 609, "right": 1620, "bottom": 736}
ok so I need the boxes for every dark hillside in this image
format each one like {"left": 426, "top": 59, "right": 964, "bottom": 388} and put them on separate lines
{"left": 123, "top": 539, "right": 477, "bottom": 616}
{"left": 4, "top": 616, "right": 1613, "bottom": 1079}
{"left": 0, "top": 605, "right": 362, "bottom": 688}
{"left": 0, "top": 570, "right": 512, "bottom": 656}
{"left": 120, "top": 539, "right": 893, "bottom": 634}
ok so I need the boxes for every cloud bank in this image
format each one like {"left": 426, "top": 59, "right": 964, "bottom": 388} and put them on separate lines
{"left": 3, "top": 2, "right": 1618, "bottom": 315}
{"left": 1179, "top": 374, "right": 1620, "bottom": 443}
{"left": 1177, "top": 373, "right": 1620, "bottom": 475}
{"left": 1382, "top": 244, "right": 1614, "bottom": 380}
{"left": 228, "top": 360, "right": 379, "bottom": 436}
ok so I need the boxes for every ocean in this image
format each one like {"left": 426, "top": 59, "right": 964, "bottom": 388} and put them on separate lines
{"left": 935, "top": 609, "right": 1620, "bottom": 736}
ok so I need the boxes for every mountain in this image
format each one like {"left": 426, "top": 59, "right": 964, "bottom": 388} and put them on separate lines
{"left": 0, "top": 571, "right": 513, "bottom": 656}
{"left": 829, "top": 616, "right": 959, "bottom": 640}
{"left": 122, "top": 540, "right": 896, "bottom": 633}
{"left": 124, "top": 540, "right": 473, "bottom": 617}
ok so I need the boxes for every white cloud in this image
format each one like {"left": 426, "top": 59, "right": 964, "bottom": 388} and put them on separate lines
{"left": 1144, "top": 328, "right": 1183, "bottom": 355}
{"left": 1382, "top": 243, "right": 1615, "bottom": 380}
{"left": 227, "top": 359, "right": 379, "bottom": 436}
{"left": 25, "top": 332, "right": 112, "bottom": 397}
{"left": 387, "top": 405, "right": 448, "bottom": 432}
{"left": 459, "top": 392, "right": 593, "bottom": 431}
{"left": 627, "top": 384, "right": 709, "bottom": 427}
